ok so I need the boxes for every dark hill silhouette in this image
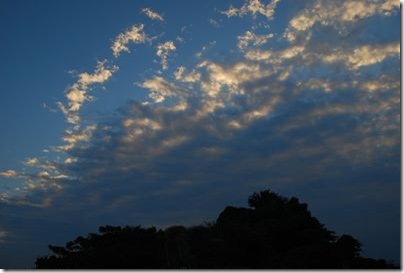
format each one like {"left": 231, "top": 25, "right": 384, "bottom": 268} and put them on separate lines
{"left": 35, "top": 189, "right": 398, "bottom": 269}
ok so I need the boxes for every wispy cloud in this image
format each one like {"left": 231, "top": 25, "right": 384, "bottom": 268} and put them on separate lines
{"left": 208, "top": 18, "right": 221, "bottom": 28}
{"left": 142, "top": 7, "right": 164, "bottom": 21}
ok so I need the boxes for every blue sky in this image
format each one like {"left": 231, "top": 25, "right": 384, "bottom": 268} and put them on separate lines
{"left": 0, "top": 0, "right": 401, "bottom": 268}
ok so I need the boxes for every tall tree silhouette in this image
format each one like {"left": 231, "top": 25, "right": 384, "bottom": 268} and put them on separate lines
{"left": 35, "top": 189, "right": 398, "bottom": 269}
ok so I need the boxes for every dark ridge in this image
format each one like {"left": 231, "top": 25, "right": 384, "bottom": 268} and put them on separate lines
{"left": 35, "top": 189, "right": 399, "bottom": 269}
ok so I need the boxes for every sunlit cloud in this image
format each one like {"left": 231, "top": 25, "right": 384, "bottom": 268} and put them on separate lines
{"left": 0, "top": 170, "right": 19, "bottom": 178}
{"left": 58, "top": 60, "right": 118, "bottom": 124}
{"left": 198, "top": 60, "right": 272, "bottom": 97}
{"left": 222, "top": 0, "right": 280, "bottom": 20}
{"left": 322, "top": 42, "right": 399, "bottom": 70}
{"left": 244, "top": 45, "right": 305, "bottom": 63}
{"left": 359, "top": 75, "right": 400, "bottom": 93}
{"left": 0, "top": 1, "right": 399, "bottom": 267}
{"left": 59, "top": 124, "right": 97, "bottom": 152}
{"left": 24, "top": 158, "right": 40, "bottom": 167}
{"left": 139, "top": 76, "right": 184, "bottom": 103}
{"left": 283, "top": 0, "right": 399, "bottom": 42}
{"left": 237, "top": 30, "right": 273, "bottom": 50}
{"left": 174, "top": 66, "right": 201, "bottom": 83}
{"left": 156, "top": 41, "right": 176, "bottom": 70}
{"left": 112, "top": 24, "right": 149, "bottom": 57}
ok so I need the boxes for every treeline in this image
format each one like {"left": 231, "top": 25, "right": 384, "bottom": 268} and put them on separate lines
{"left": 35, "top": 190, "right": 398, "bottom": 269}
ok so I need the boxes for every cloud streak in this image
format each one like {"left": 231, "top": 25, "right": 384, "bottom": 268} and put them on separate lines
{"left": 142, "top": 8, "right": 164, "bottom": 21}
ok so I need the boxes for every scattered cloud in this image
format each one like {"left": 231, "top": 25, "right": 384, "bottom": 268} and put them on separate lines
{"left": 139, "top": 76, "right": 184, "bottom": 103}
{"left": 321, "top": 42, "right": 399, "bottom": 70}
{"left": 58, "top": 60, "right": 118, "bottom": 124}
{"left": 142, "top": 7, "right": 164, "bottom": 21}
{"left": 198, "top": 60, "right": 272, "bottom": 97}
{"left": 112, "top": 24, "right": 148, "bottom": 57}
{"left": 0, "top": 170, "right": 19, "bottom": 178}
{"left": 0, "top": 1, "right": 400, "bottom": 267}
{"left": 208, "top": 18, "right": 221, "bottom": 28}
{"left": 237, "top": 30, "right": 273, "bottom": 50}
{"left": 283, "top": 0, "right": 399, "bottom": 42}
{"left": 5, "top": 0, "right": 398, "bottom": 211}
{"left": 156, "top": 41, "right": 176, "bottom": 70}
{"left": 174, "top": 66, "right": 201, "bottom": 83}
{"left": 222, "top": 0, "right": 280, "bottom": 20}
{"left": 23, "top": 158, "right": 40, "bottom": 167}
{"left": 195, "top": 41, "right": 217, "bottom": 59}
{"left": 59, "top": 124, "right": 97, "bottom": 152}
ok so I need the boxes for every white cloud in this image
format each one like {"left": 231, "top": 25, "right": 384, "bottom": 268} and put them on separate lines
{"left": 24, "top": 157, "right": 40, "bottom": 167}
{"left": 244, "top": 49, "right": 273, "bottom": 61}
{"left": 0, "top": 170, "right": 18, "bottom": 178}
{"left": 284, "top": 0, "right": 399, "bottom": 42}
{"left": 222, "top": 0, "right": 280, "bottom": 20}
{"left": 237, "top": 30, "right": 273, "bottom": 50}
{"left": 174, "top": 66, "right": 201, "bottom": 83}
{"left": 77, "top": 61, "right": 117, "bottom": 86}
{"left": 199, "top": 60, "right": 271, "bottom": 97}
{"left": 59, "top": 125, "right": 97, "bottom": 151}
{"left": 0, "top": 2, "right": 400, "bottom": 267}
{"left": 65, "top": 84, "right": 88, "bottom": 112}
{"left": 59, "top": 60, "right": 118, "bottom": 124}
{"left": 359, "top": 77, "right": 400, "bottom": 93}
{"left": 381, "top": 0, "right": 400, "bottom": 16}
{"left": 322, "top": 42, "right": 399, "bottom": 70}
{"left": 244, "top": 45, "right": 304, "bottom": 63}
{"left": 142, "top": 8, "right": 164, "bottom": 21}
{"left": 139, "top": 76, "right": 183, "bottom": 103}
{"left": 111, "top": 24, "right": 148, "bottom": 57}
{"left": 156, "top": 41, "right": 176, "bottom": 70}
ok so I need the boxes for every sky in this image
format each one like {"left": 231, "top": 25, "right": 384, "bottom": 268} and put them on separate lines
{"left": 0, "top": 0, "right": 401, "bottom": 268}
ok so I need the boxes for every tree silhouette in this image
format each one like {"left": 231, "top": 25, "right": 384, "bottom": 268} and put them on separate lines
{"left": 35, "top": 189, "right": 398, "bottom": 269}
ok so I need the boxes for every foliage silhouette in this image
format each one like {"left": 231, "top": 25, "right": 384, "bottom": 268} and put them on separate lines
{"left": 35, "top": 189, "right": 398, "bottom": 269}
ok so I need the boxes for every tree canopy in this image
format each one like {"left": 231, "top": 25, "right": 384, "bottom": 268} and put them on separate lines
{"left": 35, "top": 189, "right": 398, "bottom": 269}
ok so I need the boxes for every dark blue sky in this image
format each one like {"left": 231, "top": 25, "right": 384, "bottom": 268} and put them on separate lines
{"left": 0, "top": 0, "right": 401, "bottom": 268}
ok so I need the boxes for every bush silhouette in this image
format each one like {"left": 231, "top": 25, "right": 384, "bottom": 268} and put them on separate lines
{"left": 35, "top": 189, "right": 398, "bottom": 269}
